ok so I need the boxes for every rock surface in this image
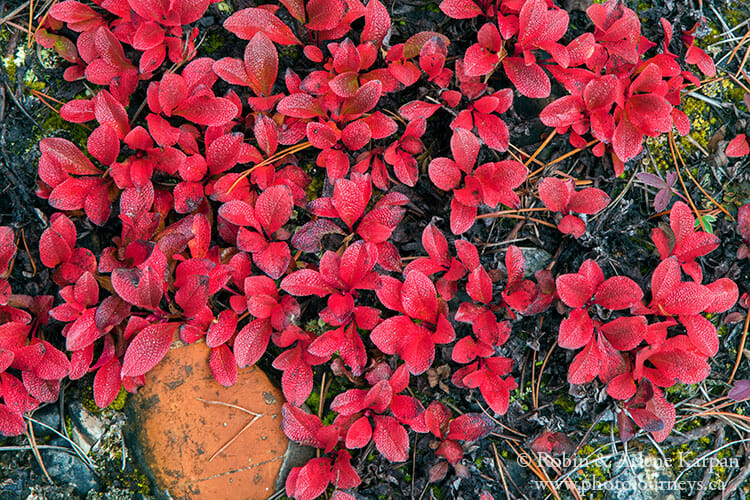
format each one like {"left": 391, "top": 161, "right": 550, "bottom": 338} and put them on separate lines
{"left": 124, "top": 340, "right": 291, "bottom": 499}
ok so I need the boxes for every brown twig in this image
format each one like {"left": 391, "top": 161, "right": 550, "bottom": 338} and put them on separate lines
{"left": 728, "top": 309, "right": 750, "bottom": 385}
{"left": 196, "top": 398, "right": 264, "bottom": 462}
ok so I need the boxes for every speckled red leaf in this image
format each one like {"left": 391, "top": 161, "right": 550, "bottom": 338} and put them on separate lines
{"left": 612, "top": 116, "right": 642, "bottom": 163}
{"left": 445, "top": 413, "right": 494, "bottom": 441}
{"left": 254, "top": 241, "right": 291, "bottom": 279}
{"left": 87, "top": 125, "right": 119, "bottom": 166}
{"left": 207, "top": 133, "right": 243, "bottom": 175}
{"left": 680, "top": 313, "right": 717, "bottom": 357}
{"left": 600, "top": 316, "right": 646, "bottom": 351}
{"left": 209, "top": 344, "right": 238, "bottom": 387}
{"left": 556, "top": 272, "right": 594, "bottom": 309}
{"left": 726, "top": 134, "right": 749, "bottom": 157}
{"left": 256, "top": 184, "right": 293, "bottom": 235}
{"left": 503, "top": 58, "right": 550, "bottom": 98}
{"left": 594, "top": 277, "right": 643, "bottom": 310}
{"left": 281, "top": 403, "right": 325, "bottom": 446}
{"left": 234, "top": 319, "right": 271, "bottom": 368}
{"left": 361, "top": 0, "right": 390, "bottom": 46}
{"left": 66, "top": 308, "right": 103, "bottom": 351}
{"left": 567, "top": 336, "right": 601, "bottom": 384}
{"left": 224, "top": 7, "right": 301, "bottom": 45}
{"left": 332, "top": 178, "right": 366, "bottom": 230}
{"left": 121, "top": 323, "right": 178, "bottom": 377}
{"left": 218, "top": 200, "right": 259, "bottom": 228}
{"left": 173, "top": 95, "right": 238, "bottom": 126}
{"left": 0, "top": 227, "right": 15, "bottom": 276}
{"left": 38, "top": 218, "right": 75, "bottom": 269}
{"left": 568, "top": 187, "right": 610, "bottom": 214}
{"left": 0, "top": 404, "right": 26, "bottom": 436}
{"left": 373, "top": 415, "right": 409, "bottom": 462}
{"left": 212, "top": 57, "right": 250, "bottom": 86}
{"left": 206, "top": 310, "right": 238, "bottom": 348}
{"left": 281, "top": 269, "right": 332, "bottom": 297}
{"left": 275, "top": 345, "right": 313, "bottom": 406}
{"left": 40, "top": 138, "right": 100, "bottom": 175}
{"left": 439, "top": 0, "right": 482, "bottom": 18}
{"left": 705, "top": 278, "right": 739, "bottom": 313}
{"left": 244, "top": 32, "right": 278, "bottom": 96}
{"left": 278, "top": 93, "right": 325, "bottom": 118}
{"left": 93, "top": 358, "right": 121, "bottom": 408}
{"left": 475, "top": 113, "right": 509, "bottom": 151}
{"left": 345, "top": 415, "right": 372, "bottom": 449}
{"left": 286, "top": 457, "right": 332, "bottom": 500}
{"left": 401, "top": 271, "right": 437, "bottom": 323}
{"left": 341, "top": 80, "right": 382, "bottom": 117}
{"left": 558, "top": 308, "right": 593, "bottom": 349}
{"left": 538, "top": 177, "right": 571, "bottom": 213}
{"left": 306, "top": 0, "right": 344, "bottom": 31}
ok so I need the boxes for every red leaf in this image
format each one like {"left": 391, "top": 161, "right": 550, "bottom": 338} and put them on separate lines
{"left": 234, "top": 319, "right": 271, "bottom": 368}
{"left": 93, "top": 358, "right": 122, "bottom": 408}
{"left": 373, "top": 415, "right": 409, "bottom": 462}
{"left": 224, "top": 7, "right": 301, "bottom": 45}
{"left": 726, "top": 134, "right": 749, "bottom": 157}
{"left": 567, "top": 337, "right": 601, "bottom": 384}
{"left": 281, "top": 269, "right": 331, "bottom": 297}
{"left": 286, "top": 457, "right": 332, "bottom": 500}
{"left": 613, "top": 116, "right": 643, "bottom": 162}
{"left": 568, "top": 188, "right": 610, "bottom": 214}
{"left": 333, "top": 178, "right": 366, "bottom": 230}
{"left": 210, "top": 344, "right": 238, "bottom": 387}
{"left": 120, "top": 323, "right": 178, "bottom": 377}
{"left": 594, "top": 277, "right": 643, "bottom": 310}
{"left": 558, "top": 308, "right": 593, "bottom": 349}
{"left": 705, "top": 278, "right": 739, "bottom": 313}
{"left": 0, "top": 404, "right": 26, "bottom": 436}
{"left": 600, "top": 316, "right": 646, "bottom": 351}
{"left": 362, "top": 0, "right": 390, "bottom": 46}
{"left": 681, "top": 314, "right": 718, "bottom": 357}
{"left": 306, "top": 0, "right": 344, "bottom": 31}
{"left": 439, "top": 0, "right": 482, "bottom": 18}
{"left": 556, "top": 273, "right": 594, "bottom": 309}
{"left": 401, "top": 271, "right": 437, "bottom": 323}
{"left": 173, "top": 95, "right": 238, "bottom": 126}
{"left": 256, "top": 185, "right": 293, "bottom": 235}
{"left": 538, "top": 177, "right": 571, "bottom": 213}
{"left": 278, "top": 93, "right": 325, "bottom": 118}
{"left": 503, "top": 58, "right": 551, "bottom": 98}
{"left": 341, "top": 80, "right": 382, "bottom": 117}
{"left": 40, "top": 137, "right": 100, "bottom": 175}
{"left": 446, "top": 413, "right": 494, "bottom": 441}
{"left": 244, "top": 32, "right": 278, "bottom": 96}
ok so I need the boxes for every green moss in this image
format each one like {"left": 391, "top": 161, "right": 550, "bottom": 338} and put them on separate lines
{"left": 109, "top": 388, "right": 128, "bottom": 411}
{"left": 553, "top": 395, "right": 576, "bottom": 413}
{"left": 573, "top": 445, "right": 608, "bottom": 500}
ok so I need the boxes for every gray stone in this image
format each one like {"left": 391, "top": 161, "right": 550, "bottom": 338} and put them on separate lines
{"left": 38, "top": 438, "right": 100, "bottom": 496}
{"left": 275, "top": 440, "right": 316, "bottom": 491}
{"left": 29, "top": 404, "right": 60, "bottom": 439}
{"left": 66, "top": 401, "right": 106, "bottom": 455}
{"left": 520, "top": 247, "right": 553, "bottom": 276}
{"left": 605, "top": 451, "right": 680, "bottom": 500}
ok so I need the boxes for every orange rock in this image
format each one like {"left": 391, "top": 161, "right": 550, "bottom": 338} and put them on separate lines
{"left": 124, "top": 340, "right": 290, "bottom": 499}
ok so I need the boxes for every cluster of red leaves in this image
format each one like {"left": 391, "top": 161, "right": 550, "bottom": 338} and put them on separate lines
{"left": 0, "top": 228, "right": 66, "bottom": 435}
{"left": 555, "top": 202, "right": 738, "bottom": 442}
{"left": 6, "top": 0, "right": 739, "bottom": 496}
